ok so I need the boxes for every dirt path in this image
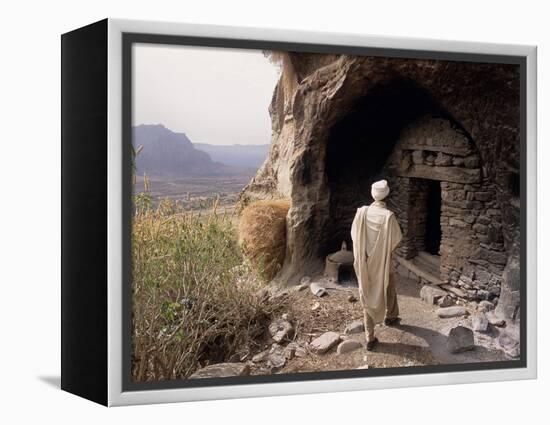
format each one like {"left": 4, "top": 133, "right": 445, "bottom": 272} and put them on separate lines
{"left": 256, "top": 275, "right": 508, "bottom": 375}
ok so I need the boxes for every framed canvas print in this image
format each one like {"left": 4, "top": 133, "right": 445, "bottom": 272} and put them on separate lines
{"left": 61, "top": 18, "right": 537, "bottom": 406}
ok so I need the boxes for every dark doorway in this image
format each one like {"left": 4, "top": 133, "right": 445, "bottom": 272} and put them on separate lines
{"left": 425, "top": 180, "right": 442, "bottom": 255}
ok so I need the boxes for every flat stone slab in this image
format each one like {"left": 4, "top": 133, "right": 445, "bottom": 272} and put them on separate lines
{"left": 309, "top": 331, "right": 341, "bottom": 354}
{"left": 344, "top": 320, "right": 365, "bottom": 334}
{"left": 190, "top": 362, "right": 250, "bottom": 379}
{"left": 421, "top": 285, "right": 448, "bottom": 305}
{"left": 337, "top": 339, "right": 363, "bottom": 355}
{"left": 437, "top": 306, "right": 469, "bottom": 318}
{"left": 447, "top": 326, "right": 475, "bottom": 354}
{"left": 472, "top": 314, "right": 489, "bottom": 332}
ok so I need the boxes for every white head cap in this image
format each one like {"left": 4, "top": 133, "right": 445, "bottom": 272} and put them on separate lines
{"left": 371, "top": 179, "right": 390, "bottom": 201}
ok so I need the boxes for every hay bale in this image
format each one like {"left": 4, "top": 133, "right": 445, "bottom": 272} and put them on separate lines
{"left": 238, "top": 199, "right": 290, "bottom": 280}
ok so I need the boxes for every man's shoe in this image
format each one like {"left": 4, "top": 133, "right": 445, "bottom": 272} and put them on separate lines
{"left": 366, "top": 337, "right": 379, "bottom": 351}
{"left": 384, "top": 317, "right": 400, "bottom": 326}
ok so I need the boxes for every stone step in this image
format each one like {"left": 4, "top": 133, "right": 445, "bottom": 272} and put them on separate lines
{"left": 417, "top": 251, "right": 441, "bottom": 271}
{"left": 395, "top": 255, "right": 444, "bottom": 286}
{"left": 413, "top": 256, "right": 439, "bottom": 277}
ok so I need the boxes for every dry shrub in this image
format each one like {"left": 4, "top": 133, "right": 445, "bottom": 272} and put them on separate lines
{"left": 132, "top": 200, "right": 278, "bottom": 382}
{"left": 238, "top": 199, "right": 291, "bottom": 280}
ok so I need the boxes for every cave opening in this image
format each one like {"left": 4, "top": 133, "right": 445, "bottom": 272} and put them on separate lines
{"left": 322, "top": 78, "right": 446, "bottom": 259}
{"left": 424, "top": 180, "right": 442, "bottom": 256}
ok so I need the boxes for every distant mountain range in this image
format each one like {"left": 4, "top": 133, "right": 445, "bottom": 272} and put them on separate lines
{"left": 194, "top": 143, "right": 269, "bottom": 168}
{"left": 133, "top": 124, "right": 268, "bottom": 177}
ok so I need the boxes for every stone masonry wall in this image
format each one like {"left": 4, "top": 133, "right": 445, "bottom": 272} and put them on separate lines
{"left": 381, "top": 116, "right": 506, "bottom": 303}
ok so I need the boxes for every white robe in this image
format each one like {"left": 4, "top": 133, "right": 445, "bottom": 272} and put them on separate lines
{"left": 350, "top": 202, "right": 403, "bottom": 324}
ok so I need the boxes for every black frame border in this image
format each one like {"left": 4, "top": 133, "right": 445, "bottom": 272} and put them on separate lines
{"left": 121, "top": 32, "right": 527, "bottom": 393}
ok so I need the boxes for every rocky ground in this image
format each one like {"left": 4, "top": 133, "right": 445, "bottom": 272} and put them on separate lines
{"left": 190, "top": 275, "right": 516, "bottom": 379}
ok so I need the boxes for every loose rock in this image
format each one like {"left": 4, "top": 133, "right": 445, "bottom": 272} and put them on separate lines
{"left": 421, "top": 285, "right": 448, "bottom": 305}
{"left": 479, "top": 300, "right": 495, "bottom": 312}
{"left": 309, "top": 331, "right": 341, "bottom": 354}
{"left": 310, "top": 281, "right": 327, "bottom": 297}
{"left": 471, "top": 314, "right": 489, "bottom": 332}
{"left": 447, "top": 326, "right": 475, "bottom": 354}
{"left": 311, "top": 301, "right": 321, "bottom": 311}
{"left": 337, "top": 339, "right": 363, "bottom": 354}
{"left": 268, "top": 318, "right": 294, "bottom": 343}
{"left": 190, "top": 363, "right": 250, "bottom": 379}
{"left": 344, "top": 320, "right": 365, "bottom": 334}
{"left": 486, "top": 311, "right": 506, "bottom": 327}
{"left": 437, "top": 306, "right": 469, "bottom": 318}
{"left": 348, "top": 294, "right": 358, "bottom": 303}
{"left": 267, "top": 345, "right": 286, "bottom": 369}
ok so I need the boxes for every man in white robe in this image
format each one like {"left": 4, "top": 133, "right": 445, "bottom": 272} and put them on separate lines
{"left": 350, "top": 180, "right": 403, "bottom": 350}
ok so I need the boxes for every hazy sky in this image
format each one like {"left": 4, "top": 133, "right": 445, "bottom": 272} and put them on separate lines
{"left": 133, "top": 43, "right": 281, "bottom": 146}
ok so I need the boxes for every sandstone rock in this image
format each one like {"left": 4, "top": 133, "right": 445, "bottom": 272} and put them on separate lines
{"left": 437, "top": 306, "right": 469, "bottom": 318}
{"left": 344, "top": 320, "right": 365, "bottom": 334}
{"left": 310, "top": 281, "right": 327, "bottom": 297}
{"left": 268, "top": 318, "right": 294, "bottom": 343}
{"left": 447, "top": 326, "right": 475, "bottom": 353}
{"left": 309, "top": 331, "right": 341, "bottom": 354}
{"left": 190, "top": 362, "right": 250, "bottom": 379}
{"left": 337, "top": 339, "right": 363, "bottom": 354}
{"left": 421, "top": 285, "right": 448, "bottom": 305}
{"left": 472, "top": 314, "right": 489, "bottom": 332}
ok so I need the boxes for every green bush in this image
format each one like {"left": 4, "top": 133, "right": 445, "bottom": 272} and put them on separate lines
{"left": 132, "top": 200, "right": 275, "bottom": 382}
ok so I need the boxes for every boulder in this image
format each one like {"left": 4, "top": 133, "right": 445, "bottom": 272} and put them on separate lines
{"left": 344, "top": 320, "right": 365, "bottom": 335}
{"left": 447, "top": 326, "right": 475, "bottom": 354}
{"left": 437, "top": 306, "right": 469, "bottom": 318}
{"left": 309, "top": 331, "right": 341, "bottom": 354}
{"left": 421, "top": 285, "right": 448, "bottom": 305}
{"left": 337, "top": 339, "right": 363, "bottom": 354}
{"left": 268, "top": 318, "right": 294, "bottom": 343}
{"left": 190, "top": 363, "right": 250, "bottom": 379}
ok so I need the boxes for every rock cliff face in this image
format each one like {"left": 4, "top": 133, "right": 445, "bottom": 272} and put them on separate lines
{"left": 240, "top": 53, "right": 520, "bottom": 330}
